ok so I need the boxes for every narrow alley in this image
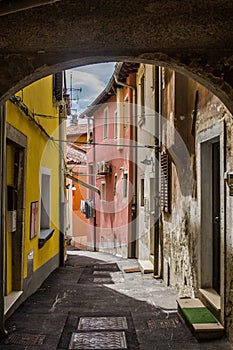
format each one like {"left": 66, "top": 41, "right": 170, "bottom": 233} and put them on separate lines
{"left": 1, "top": 1, "right": 233, "bottom": 349}
{"left": 0, "top": 248, "right": 231, "bottom": 350}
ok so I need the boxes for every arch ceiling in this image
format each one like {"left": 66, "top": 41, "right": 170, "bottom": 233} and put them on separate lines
{"left": 0, "top": 0, "right": 233, "bottom": 112}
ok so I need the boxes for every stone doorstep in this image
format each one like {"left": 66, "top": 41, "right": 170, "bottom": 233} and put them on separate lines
{"left": 4, "top": 291, "right": 23, "bottom": 315}
{"left": 123, "top": 267, "right": 141, "bottom": 273}
{"left": 138, "top": 260, "right": 154, "bottom": 274}
{"left": 177, "top": 297, "right": 224, "bottom": 341}
{"left": 199, "top": 288, "right": 221, "bottom": 312}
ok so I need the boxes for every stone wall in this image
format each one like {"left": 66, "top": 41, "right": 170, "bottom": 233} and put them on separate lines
{"left": 161, "top": 69, "right": 233, "bottom": 340}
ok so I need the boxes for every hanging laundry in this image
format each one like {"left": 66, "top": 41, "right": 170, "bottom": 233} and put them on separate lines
{"left": 84, "top": 199, "right": 94, "bottom": 219}
{"left": 80, "top": 200, "right": 85, "bottom": 214}
{"left": 85, "top": 200, "right": 89, "bottom": 218}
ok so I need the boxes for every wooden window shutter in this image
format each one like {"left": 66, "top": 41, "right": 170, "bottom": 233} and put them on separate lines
{"left": 53, "top": 72, "right": 63, "bottom": 101}
{"left": 160, "top": 150, "right": 170, "bottom": 213}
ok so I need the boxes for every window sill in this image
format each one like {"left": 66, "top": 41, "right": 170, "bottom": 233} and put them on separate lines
{"left": 39, "top": 228, "right": 55, "bottom": 249}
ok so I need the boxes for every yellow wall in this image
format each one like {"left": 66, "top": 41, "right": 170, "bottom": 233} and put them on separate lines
{"left": 6, "top": 76, "right": 60, "bottom": 281}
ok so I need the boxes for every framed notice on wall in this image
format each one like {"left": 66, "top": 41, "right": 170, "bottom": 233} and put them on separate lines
{"left": 30, "top": 201, "right": 38, "bottom": 240}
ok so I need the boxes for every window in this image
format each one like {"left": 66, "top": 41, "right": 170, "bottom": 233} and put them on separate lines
{"left": 140, "top": 75, "right": 145, "bottom": 107}
{"left": 113, "top": 173, "right": 117, "bottom": 197}
{"left": 160, "top": 150, "right": 170, "bottom": 213}
{"left": 104, "top": 107, "right": 108, "bottom": 139}
{"left": 114, "top": 110, "right": 118, "bottom": 139}
{"left": 40, "top": 170, "right": 50, "bottom": 229}
{"left": 123, "top": 96, "right": 129, "bottom": 132}
{"left": 138, "top": 74, "right": 145, "bottom": 126}
{"left": 152, "top": 65, "right": 156, "bottom": 91}
{"left": 89, "top": 164, "right": 94, "bottom": 185}
{"left": 53, "top": 72, "right": 63, "bottom": 102}
{"left": 116, "top": 89, "right": 124, "bottom": 150}
{"left": 101, "top": 182, "right": 106, "bottom": 201}
{"left": 123, "top": 172, "right": 128, "bottom": 198}
{"left": 141, "top": 179, "right": 144, "bottom": 206}
{"left": 39, "top": 167, "right": 54, "bottom": 248}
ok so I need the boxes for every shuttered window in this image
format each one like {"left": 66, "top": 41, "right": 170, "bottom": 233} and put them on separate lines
{"left": 123, "top": 172, "right": 128, "bottom": 198}
{"left": 113, "top": 173, "right": 117, "bottom": 197}
{"left": 53, "top": 72, "right": 63, "bottom": 101}
{"left": 140, "top": 179, "right": 144, "bottom": 206}
{"left": 101, "top": 182, "right": 106, "bottom": 201}
{"left": 160, "top": 150, "right": 170, "bottom": 213}
{"left": 104, "top": 107, "right": 108, "bottom": 139}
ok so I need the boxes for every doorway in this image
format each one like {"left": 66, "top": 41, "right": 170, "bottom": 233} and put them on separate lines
{"left": 199, "top": 122, "right": 225, "bottom": 322}
{"left": 150, "top": 177, "right": 155, "bottom": 257}
{"left": 5, "top": 123, "right": 26, "bottom": 313}
{"left": 212, "top": 142, "right": 220, "bottom": 294}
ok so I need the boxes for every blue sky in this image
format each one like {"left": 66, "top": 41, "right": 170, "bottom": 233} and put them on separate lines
{"left": 66, "top": 62, "right": 116, "bottom": 115}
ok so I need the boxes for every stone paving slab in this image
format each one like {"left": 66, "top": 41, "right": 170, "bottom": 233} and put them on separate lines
{"left": 0, "top": 249, "right": 232, "bottom": 350}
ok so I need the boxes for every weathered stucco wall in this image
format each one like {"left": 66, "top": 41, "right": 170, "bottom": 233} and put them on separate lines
{"left": 161, "top": 70, "right": 198, "bottom": 295}
{"left": 161, "top": 68, "right": 233, "bottom": 340}
{"left": 137, "top": 64, "right": 156, "bottom": 262}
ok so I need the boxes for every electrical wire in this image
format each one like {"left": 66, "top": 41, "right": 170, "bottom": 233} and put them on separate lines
{"left": 33, "top": 112, "right": 66, "bottom": 119}
{"left": 9, "top": 95, "right": 70, "bottom": 169}
{"left": 10, "top": 96, "right": 52, "bottom": 139}
{"left": 51, "top": 138, "right": 157, "bottom": 149}
{"left": 51, "top": 138, "right": 67, "bottom": 168}
{"left": 68, "top": 113, "right": 157, "bottom": 121}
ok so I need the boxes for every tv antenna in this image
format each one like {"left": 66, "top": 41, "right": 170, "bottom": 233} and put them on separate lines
{"left": 68, "top": 72, "right": 82, "bottom": 110}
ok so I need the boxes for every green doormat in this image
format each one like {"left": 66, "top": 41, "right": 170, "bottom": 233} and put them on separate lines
{"left": 182, "top": 307, "right": 218, "bottom": 324}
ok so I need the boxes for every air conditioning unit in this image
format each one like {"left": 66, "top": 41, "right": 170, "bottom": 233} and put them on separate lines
{"left": 97, "top": 161, "right": 111, "bottom": 175}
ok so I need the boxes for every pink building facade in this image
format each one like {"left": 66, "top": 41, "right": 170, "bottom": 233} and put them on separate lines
{"left": 85, "top": 63, "right": 139, "bottom": 258}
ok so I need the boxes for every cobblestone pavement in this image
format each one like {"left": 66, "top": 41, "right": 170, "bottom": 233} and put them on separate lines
{"left": 0, "top": 249, "right": 232, "bottom": 349}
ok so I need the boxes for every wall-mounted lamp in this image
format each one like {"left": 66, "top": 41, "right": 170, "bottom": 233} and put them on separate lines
{"left": 224, "top": 171, "right": 233, "bottom": 196}
{"left": 66, "top": 183, "right": 76, "bottom": 190}
{"left": 141, "top": 157, "right": 153, "bottom": 166}
{"left": 120, "top": 166, "right": 124, "bottom": 171}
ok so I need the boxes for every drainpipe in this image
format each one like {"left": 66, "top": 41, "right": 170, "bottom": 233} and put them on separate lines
{"left": 0, "top": 104, "right": 8, "bottom": 338}
{"left": 91, "top": 116, "right": 97, "bottom": 252}
{"left": 154, "top": 66, "right": 161, "bottom": 277}
{"left": 59, "top": 100, "right": 65, "bottom": 266}
{"left": 114, "top": 74, "right": 137, "bottom": 258}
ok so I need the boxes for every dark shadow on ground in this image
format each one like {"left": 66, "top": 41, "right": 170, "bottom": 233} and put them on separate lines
{"left": 0, "top": 251, "right": 231, "bottom": 350}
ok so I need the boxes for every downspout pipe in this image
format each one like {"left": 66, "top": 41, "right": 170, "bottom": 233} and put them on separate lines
{"left": 0, "top": 105, "right": 8, "bottom": 338}
{"left": 92, "top": 116, "right": 97, "bottom": 252}
{"left": 154, "top": 66, "right": 161, "bottom": 277}
{"left": 114, "top": 74, "right": 137, "bottom": 258}
{"left": 59, "top": 102, "right": 65, "bottom": 266}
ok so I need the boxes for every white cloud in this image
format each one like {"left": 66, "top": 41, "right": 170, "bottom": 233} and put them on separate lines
{"left": 66, "top": 63, "right": 115, "bottom": 114}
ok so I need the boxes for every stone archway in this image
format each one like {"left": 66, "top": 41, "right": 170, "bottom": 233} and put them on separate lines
{"left": 1, "top": 1, "right": 233, "bottom": 343}
{"left": 0, "top": 0, "right": 233, "bottom": 113}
